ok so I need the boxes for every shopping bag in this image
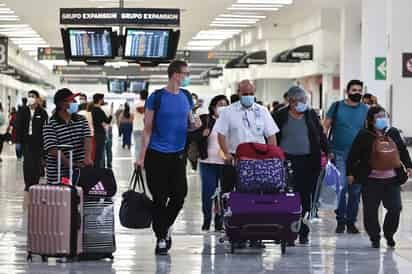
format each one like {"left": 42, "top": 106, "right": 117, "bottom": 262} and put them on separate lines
{"left": 317, "top": 161, "right": 342, "bottom": 211}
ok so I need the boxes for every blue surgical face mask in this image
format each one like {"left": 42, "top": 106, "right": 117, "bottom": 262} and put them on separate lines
{"left": 295, "top": 102, "right": 308, "bottom": 113}
{"left": 67, "top": 102, "right": 79, "bottom": 114}
{"left": 181, "top": 76, "right": 191, "bottom": 87}
{"left": 375, "top": 117, "right": 388, "bottom": 130}
{"left": 240, "top": 95, "right": 255, "bottom": 108}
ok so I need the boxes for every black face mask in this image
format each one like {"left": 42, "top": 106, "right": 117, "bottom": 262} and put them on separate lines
{"left": 348, "top": 93, "right": 362, "bottom": 103}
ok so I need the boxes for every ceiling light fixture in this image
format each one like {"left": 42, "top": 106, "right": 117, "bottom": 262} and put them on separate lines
{"left": 214, "top": 18, "right": 259, "bottom": 23}
{"left": 187, "top": 40, "right": 223, "bottom": 46}
{"left": 237, "top": 0, "right": 292, "bottom": 3}
{"left": 185, "top": 46, "right": 216, "bottom": 51}
{"left": 232, "top": 4, "right": 282, "bottom": 7}
{"left": 0, "top": 24, "right": 29, "bottom": 28}
{"left": 228, "top": 7, "right": 279, "bottom": 11}
{"left": 219, "top": 14, "right": 266, "bottom": 19}
{"left": 210, "top": 23, "right": 250, "bottom": 27}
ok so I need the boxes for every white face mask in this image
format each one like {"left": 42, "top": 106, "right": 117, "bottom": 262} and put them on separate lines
{"left": 27, "top": 97, "right": 36, "bottom": 106}
{"left": 216, "top": 106, "right": 226, "bottom": 116}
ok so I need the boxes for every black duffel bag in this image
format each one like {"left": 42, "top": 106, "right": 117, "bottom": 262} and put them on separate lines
{"left": 76, "top": 167, "right": 117, "bottom": 197}
{"left": 119, "top": 168, "right": 153, "bottom": 229}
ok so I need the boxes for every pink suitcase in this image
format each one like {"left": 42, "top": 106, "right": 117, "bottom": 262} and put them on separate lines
{"left": 27, "top": 146, "right": 83, "bottom": 262}
{"left": 27, "top": 185, "right": 83, "bottom": 261}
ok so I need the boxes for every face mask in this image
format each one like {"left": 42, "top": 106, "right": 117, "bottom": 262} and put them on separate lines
{"left": 295, "top": 102, "right": 308, "bottom": 113}
{"left": 181, "top": 76, "right": 191, "bottom": 87}
{"left": 348, "top": 93, "right": 362, "bottom": 103}
{"left": 79, "top": 99, "right": 86, "bottom": 105}
{"left": 375, "top": 118, "right": 389, "bottom": 130}
{"left": 216, "top": 106, "right": 225, "bottom": 116}
{"left": 27, "top": 97, "right": 36, "bottom": 106}
{"left": 240, "top": 95, "right": 255, "bottom": 108}
{"left": 67, "top": 102, "right": 79, "bottom": 114}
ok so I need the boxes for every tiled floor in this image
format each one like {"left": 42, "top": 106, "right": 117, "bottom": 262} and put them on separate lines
{"left": 1, "top": 139, "right": 412, "bottom": 274}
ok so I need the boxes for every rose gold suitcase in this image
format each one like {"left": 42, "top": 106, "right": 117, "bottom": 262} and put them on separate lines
{"left": 27, "top": 147, "right": 83, "bottom": 262}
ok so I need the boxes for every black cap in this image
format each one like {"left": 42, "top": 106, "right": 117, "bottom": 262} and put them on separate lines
{"left": 54, "top": 88, "right": 79, "bottom": 105}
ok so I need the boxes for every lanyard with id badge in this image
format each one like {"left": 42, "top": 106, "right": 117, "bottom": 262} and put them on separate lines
{"left": 243, "top": 108, "right": 264, "bottom": 136}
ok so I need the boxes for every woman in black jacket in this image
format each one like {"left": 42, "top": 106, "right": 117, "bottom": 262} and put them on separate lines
{"left": 347, "top": 106, "right": 412, "bottom": 249}
{"left": 273, "top": 86, "right": 328, "bottom": 244}
{"left": 190, "top": 95, "right": 229, "bottom": 231}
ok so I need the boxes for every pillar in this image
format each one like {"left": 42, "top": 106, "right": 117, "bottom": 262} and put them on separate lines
{"left": 340, "top": 0, "right": 361, "bottom": 99}
{"left": 386, "top": 0, "right": 412, "bottom": 136}
{"left": 361, "top": 0, "right": 388, "bottom": 108}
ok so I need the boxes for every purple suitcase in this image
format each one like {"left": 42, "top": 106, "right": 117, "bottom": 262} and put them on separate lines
{"left": 223, "top": 192, "right": 302, "bottom": 254}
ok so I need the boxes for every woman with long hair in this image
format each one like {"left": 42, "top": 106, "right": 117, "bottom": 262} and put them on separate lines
{"left": 120, "top": 103, "right": 134, "bottom": 149}
{"left": 190, "top": 95, "right": 229, "bottom": 231}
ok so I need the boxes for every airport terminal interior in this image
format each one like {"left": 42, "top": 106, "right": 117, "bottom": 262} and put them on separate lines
{"left": 0, "top": 0, "right": 412, "bottom": 273}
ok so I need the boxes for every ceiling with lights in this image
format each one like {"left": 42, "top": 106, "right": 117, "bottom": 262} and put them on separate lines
{"left": 1, "top": 0, "right": 341, "bottom": 62}
{"left": 186, "top": 0, "right": 293, "bottom": 51}
{"left": 0, "top": 3, "right": 48, "bottom": 57}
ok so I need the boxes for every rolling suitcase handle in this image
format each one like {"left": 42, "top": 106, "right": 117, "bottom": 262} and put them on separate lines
{"left": 57, "top": 144, "right": 74, "bottom": 184}
{"left": 56, "top": 144, "right": 82, "bottom": 258}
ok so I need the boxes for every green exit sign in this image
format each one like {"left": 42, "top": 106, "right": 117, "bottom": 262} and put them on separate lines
{"left": 375, "top": 57, "right": 387, "bottom": 80}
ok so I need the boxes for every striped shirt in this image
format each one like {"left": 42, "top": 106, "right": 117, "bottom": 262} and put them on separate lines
{"left": 43, "top": 113, "right": 91, "bottom": 184}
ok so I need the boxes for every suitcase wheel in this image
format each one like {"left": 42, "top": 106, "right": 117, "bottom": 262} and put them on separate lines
{"left": 281, "top": 240, "right": 287, "bottom": 255}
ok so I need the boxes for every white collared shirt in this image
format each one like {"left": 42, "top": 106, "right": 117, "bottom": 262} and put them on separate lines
{"left": 214, "top": 102, "right": 279, "bottom": 154}
{"left": 28, "top": 108, "right": 34, "bottom": 135}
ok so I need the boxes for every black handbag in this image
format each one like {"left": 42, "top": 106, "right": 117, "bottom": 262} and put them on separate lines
{"left": 119, "top": 168, "right": 153, "bottom": 229}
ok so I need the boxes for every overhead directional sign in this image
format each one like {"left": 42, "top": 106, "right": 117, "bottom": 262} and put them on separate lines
{"left": 60, "top": 8, "right": 180, "bottom": 26}
{"left": 375, "top": 57, "right": 387, "bottom": 80}
{"left": 175, "top": 50, "right": 245, "bottom": 64}
{"left": 38, "top": 47, "right": 66, "bottom": 60}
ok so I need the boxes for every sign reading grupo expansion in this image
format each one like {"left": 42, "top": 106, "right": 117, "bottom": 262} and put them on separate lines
{"left": 60, "top": 8, "right": 180, "bottom": 26}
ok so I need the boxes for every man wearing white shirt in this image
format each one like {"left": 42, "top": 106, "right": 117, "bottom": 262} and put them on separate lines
{"left": 214, "top": 80, "right": 280, "bottom": 193}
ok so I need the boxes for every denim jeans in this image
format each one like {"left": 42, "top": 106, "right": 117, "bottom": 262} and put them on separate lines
{"left": 199, "top": 163, "right": 223, "bottom": 222}
{"left": 334, "top": 151, "right": 362, "bottom": 225}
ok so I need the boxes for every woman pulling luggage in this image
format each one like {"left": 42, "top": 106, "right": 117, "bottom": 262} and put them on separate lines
{"left": 347, "top": 106, "right": 412, "bottom": 248}
{"left": 273, "top": 86, "right": 328, "bottom": 245}
{"left": 190, "top": 95, "right": 229, "bottom": 231}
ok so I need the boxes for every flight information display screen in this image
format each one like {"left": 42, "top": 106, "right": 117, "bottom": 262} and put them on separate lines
{"left": 124, "top": 29, "right": 170, "bottom": 58}
{"left": 128, "top": 80, "right": 147, "bottom": 93}
{"left": 69, "top": 28, "right": 112, "bottom": 57}
{"left": 108, "top": 80, "right": 126, "bottom": 93}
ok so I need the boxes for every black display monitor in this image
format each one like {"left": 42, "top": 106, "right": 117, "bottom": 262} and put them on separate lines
{"left": 108, "top": 79, "right": 126, "bottom": 93}
{"left": 61, "top": 27, "right": 117, "bottom": 60}
{"left": 128, "top": 80, "right": 148, "bottom": 93}
{"left": 123, "top": 28, "right": 180, "bottom": 62}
